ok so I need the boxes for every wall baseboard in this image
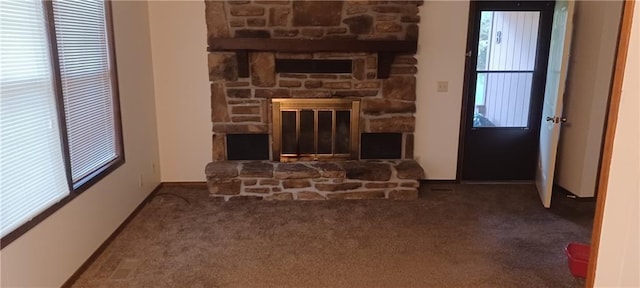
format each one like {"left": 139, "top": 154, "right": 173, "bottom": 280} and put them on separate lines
{"left": 420, "top": 179, "right": 459, "bottom": 185}
{"left": 61, "top": 183, "right": 163, "bottom": 288}
{"left": 160, "top": 181, "right": 207, "bottom": 188}
{"left": 61, "top": 181, "right": 210, "bottom": 287}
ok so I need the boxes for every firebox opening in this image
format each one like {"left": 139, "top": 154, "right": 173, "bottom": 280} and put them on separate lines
{"left": 360, "top": 133, "right": 402, "bottom": 159}
{"left": 272, "top": 98, "right": 360, "bottom": 162}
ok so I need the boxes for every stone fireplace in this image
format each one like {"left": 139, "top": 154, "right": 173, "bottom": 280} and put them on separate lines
{"left": 204, "top": 0, "right": 425, "bottom": 200}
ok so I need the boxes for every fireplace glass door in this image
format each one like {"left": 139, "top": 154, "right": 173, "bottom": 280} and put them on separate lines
{"left": 273, "top": 99, "right": 359, "bottom": 161}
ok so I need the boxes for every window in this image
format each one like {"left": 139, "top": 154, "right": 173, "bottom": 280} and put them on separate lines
{"left": 0, "top": 0, "right": 122, "bottom": 246}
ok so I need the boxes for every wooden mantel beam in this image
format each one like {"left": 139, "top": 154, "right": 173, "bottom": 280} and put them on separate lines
{"left": 207, "top": 38, "right": 418, "bottom": 53}
{"left": 207, "top": 38, "right": 418, "bottom": 79}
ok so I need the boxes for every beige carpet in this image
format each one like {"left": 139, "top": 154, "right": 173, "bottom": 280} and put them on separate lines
{"left": 71, "top": 184, "right": 593, "bottom": 288}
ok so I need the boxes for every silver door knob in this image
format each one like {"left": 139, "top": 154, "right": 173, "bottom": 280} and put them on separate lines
{"left": 560, "top": 117, "right": 567, "bottom": 123}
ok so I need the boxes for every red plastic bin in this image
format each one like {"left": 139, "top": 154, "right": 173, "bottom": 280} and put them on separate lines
{"left": 565, "top": 242, "right": 590, "bottom": 278}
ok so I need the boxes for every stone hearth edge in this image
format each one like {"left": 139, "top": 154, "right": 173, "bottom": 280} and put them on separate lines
{"left": 206, "top": 160, "right": 424, "bottom": 201}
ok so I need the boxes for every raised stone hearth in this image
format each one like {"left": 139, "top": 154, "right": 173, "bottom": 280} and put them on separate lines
{"left": 206, "top": 160, "right": 424, "bottom": 201}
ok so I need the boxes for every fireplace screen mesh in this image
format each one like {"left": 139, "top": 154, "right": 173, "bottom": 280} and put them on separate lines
{"left": 273, "top": 99, "right": 359, "bottom": 161}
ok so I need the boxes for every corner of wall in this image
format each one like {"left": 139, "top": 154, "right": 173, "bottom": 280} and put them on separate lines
{"left": 146, "top": 1, "right": 212, "bottom": 182}
{"left": 414, "top": 0, "right": 470, "bottom": 180}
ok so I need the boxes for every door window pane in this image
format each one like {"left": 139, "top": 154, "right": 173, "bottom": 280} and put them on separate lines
{"left": 474, "top": 11, "right": 540, "bottom": 128}
{"left": 475, "top": 72, "right": 533, "bottom": 127}
{"left": 479, "top": 11, "right": 540, "bottom": 71}
{"left": 477, "top": 12, "right": 494, "bottom": 71}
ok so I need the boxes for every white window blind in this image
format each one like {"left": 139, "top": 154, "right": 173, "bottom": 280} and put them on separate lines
{"left": 52, "top": 0, "right": 117, "bottom": 183}
{"left": 0, "top": 0, "right": 70, "bottom": 237}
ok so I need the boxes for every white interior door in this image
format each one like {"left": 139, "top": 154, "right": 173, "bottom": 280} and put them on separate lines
{"left": 535, "top": 0, "right": 574, "bottom": 208}
{"left": 554, "top": 1, "right": 623, "bottom": 198}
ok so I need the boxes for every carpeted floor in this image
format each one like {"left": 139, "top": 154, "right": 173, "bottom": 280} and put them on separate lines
{"left": 71, "top": 183, "right": 594, "bottom": 288}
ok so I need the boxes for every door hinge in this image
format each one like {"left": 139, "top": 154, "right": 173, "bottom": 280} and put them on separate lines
{"left": 466, "top": 50, "right": 473, "bottom": 57}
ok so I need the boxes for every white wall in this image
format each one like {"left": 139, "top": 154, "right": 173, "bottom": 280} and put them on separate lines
{"left": 0, "top": 1, "right": 160, "bottom": 286}
{"left": 148, "top": 0, "right": 211, "bottom": 182}
{"left": 555, "top": 1, "right": 623, "bottom": 198}
{"left": 555, "top": 1, "right": 622, "bottom": 197}
{"left": 594, "top": 2, "right": 640, "bottom": 286}
{"left": 414, "top": 1, "right": 470, "bottom": 179}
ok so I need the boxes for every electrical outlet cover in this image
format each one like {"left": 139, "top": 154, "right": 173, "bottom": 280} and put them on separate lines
{"left": 437, "top": 81, "right": 449, "bottom": 92}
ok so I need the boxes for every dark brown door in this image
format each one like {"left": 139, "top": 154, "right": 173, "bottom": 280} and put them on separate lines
{"left": 460, "top": 1, "right": 555, "bottom": 181}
